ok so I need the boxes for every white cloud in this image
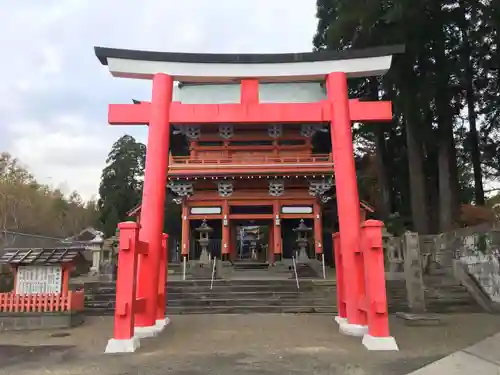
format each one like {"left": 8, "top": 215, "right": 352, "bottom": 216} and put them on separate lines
{"left": 7, "top": 115, "right": 118, "bottom": 199}
{"left": 0, "top": 0, "right": 318, "bottom": 200}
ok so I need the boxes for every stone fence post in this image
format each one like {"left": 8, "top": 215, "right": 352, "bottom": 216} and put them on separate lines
{"left": 402, "top": 231, "right": 426, "bottom": 312}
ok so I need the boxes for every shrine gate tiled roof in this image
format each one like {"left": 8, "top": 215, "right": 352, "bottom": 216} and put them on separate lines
{"left": 0, "top": 247, "right": 85, "bottom": 265}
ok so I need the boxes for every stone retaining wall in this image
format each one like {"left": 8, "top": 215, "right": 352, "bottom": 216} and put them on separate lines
{"left": 0, "top": 312, "right": 84, "bottom": 331}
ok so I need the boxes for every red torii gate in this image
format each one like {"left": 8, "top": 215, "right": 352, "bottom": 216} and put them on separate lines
{"left": 96, "top": 45, "right": 402, "bottom": 353}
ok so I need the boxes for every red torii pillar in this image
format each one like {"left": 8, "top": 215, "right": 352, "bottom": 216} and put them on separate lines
{"left": 105, "top": 74, "right": 173, "bottom": 352}
{"left": 327, "top": 72, "right": 367, "bottom": 335}
{"left": 327, "top": 72, "right": 398, "bottom": 350}
{"left": 133, "top": 73, "right": 173, "bottom": 338}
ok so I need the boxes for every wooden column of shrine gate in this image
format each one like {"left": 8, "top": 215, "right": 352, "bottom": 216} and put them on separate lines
{"left": 95, "top": 44, "right": 404, "bottom": 353}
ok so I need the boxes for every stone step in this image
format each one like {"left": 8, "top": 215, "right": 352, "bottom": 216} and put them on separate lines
{"left": 82, "top": 286, "right": 470, "bottom": 298}
{"left": 167, "top": 306, "right": 339, "bottom": 314}
{"left": 84, "top": 286, "right": 317, "bottom": 295}
{"left": 82, "top": 302, "right": 475, "bottom": 314}
{"left": 83, "top": 282, "right": 466, "bottom": 291}
{"left": 83, "top": 302, "right": 414, "bottom": 313}
{"left": 83, "top": 290, "right": 472, "bottom": 301}
{"left": 83, "top": 305, "right": 340, "bottom": 315}
{"left": 168, "top": 299, "right": 338, "bottom": 307}
{"left": 84, "top": 304, "right": 412, "bottom": 316}
{"left": 85, "top": 290, "right": 336, "bottom": 301}
{"left": 83, "top": 301, "right": 339, "bottom": 311}
{"left": 79, "top": 275, "right": 481, "bottom": 315}
{"left": 232, "top": 262, "right": 270, "bottom": 270}
{"left": 83, "top": 288, "right": 333, "bottom": 296}
{"left": 85, "top": 291, "right": 339, "bottom": 301}
{"left": 79, "top": 278, "right": 468, "bottom": 289}
{"left": 425, "top": 303, "right": 483, "bottom": 313}
{"left": 84, "top": 296, "right": 338, "bottom": 305}
{"left": 99, "top": 300, "right": 335, "bottom": 308}
{"left": 78, "top": 279, "right": 337, "bottom": 288}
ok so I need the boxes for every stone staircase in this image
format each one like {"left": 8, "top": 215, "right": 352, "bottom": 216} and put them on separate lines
{"left": 80, "top": 276, "right": 480, "bottom": 315}
{"left": 83, "top": 279, "right": 337, "bottom": 315}
{"left": 423, "top": 275, "right": 483, "bottom": 313}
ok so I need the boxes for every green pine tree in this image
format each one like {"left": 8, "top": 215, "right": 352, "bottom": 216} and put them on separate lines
{"left": 98, "top": 135, "right": 146, "bottom": 237}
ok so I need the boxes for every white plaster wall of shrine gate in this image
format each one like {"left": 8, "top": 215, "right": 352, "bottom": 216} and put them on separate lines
{"left": 173, "top": 82, "right": 327, "bottom": 104}
{"left": 103, "top": 56, "right": 393, "bottom": 82}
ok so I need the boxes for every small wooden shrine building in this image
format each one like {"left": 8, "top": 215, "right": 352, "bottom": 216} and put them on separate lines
{"left": 0, "top": 247, "right": 85, "bottom": 329}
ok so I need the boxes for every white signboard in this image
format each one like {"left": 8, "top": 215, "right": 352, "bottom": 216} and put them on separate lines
{"left": 281, "top": 206, "right": 313, "bottom": 214}
{"left": 190, "top": 207, "right": 222, "bottom": 214}
{"left": 15, "top": 266, "right": 62, "bottom": 295}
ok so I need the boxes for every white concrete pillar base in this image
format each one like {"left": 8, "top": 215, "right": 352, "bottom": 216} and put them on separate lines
{"left": 134, "top": 324, "right": 164, "bottom": 338}
{"left": 339, "top": 322, "right": 368, "bottom": 337}
{"left": 334, "top": 316, "right": 348, "bottom": 325}
{"left": 155, "top": 316, "right": 171, "bottom": 330}
{"left": 105, "top": 337, "right": 140, "bottom": 353}
{"left": 362, "top": 334, "right": 399, "bottom": 351}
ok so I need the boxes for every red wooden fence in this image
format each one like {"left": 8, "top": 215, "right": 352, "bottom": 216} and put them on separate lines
{"left": 0, "top": 291, "right": 84, "bottom": 313}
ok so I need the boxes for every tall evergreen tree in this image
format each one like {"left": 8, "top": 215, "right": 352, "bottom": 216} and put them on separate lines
{"left": 98, "top": 135, "right": 146, "bottom": 236}
{"left": 314, "top": 0, "right": 499, "bottom": 232}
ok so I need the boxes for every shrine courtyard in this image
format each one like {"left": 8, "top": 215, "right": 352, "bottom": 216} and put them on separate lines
{"left": 1, "top": 313, "right": 500, "bottom": 375}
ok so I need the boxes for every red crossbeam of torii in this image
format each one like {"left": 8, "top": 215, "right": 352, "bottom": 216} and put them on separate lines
{"left": 109, "top": 99, "right": 392, "bottom": 125}
{"left": 107, "top": 80, "right": 392, "bottom": 125}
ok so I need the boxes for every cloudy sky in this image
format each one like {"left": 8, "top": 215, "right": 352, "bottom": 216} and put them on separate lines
{"left": 0, "top": 0, "right": 318, "bottom": 200}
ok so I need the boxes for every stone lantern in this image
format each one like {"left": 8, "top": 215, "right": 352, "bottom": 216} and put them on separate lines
{"left": 293, "top": 219, "right": 312, "bottom": 262}
{"left": 88, "top": 234, "right": 104, "bottom": 274}
{"left": 195, "top": 219, "right": 213, "bottom": 265}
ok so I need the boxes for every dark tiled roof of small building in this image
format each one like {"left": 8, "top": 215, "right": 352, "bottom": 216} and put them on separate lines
{"left": 0, "top": 247, "right": 85, "bottom": 265}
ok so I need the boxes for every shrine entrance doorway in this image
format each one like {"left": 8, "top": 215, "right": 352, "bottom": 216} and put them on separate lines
{"left": 233, "top": 220, "right": 271, "bottom": 263}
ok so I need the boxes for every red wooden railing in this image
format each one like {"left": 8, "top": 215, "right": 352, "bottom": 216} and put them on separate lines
{"left": 0, "top": 290, "right": 85, "bottom": 313}
{"left": 170, "top": 154, "right": 333, "bottom": 166}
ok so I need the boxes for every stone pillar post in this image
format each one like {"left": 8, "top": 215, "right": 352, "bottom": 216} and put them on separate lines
{"left": 402, "top": 231, "right": 426, "bottom": 312}
{"left": 91, "top": 246, "right": 101, "bottom": 273}
{"left": 156, "top": 234, "right": 169, "bottom": 329}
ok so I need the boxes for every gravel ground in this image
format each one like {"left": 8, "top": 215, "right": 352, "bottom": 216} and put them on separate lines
{"left": 0, "top": 313, "right": 499, "bottom": 375}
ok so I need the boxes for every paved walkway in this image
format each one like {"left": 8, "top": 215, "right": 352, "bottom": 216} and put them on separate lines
{"left": 0, "top": 314, "right": 499, "bottom": 375}
{"left": 407, "top": 331, "right": 500, "bottom": 374}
